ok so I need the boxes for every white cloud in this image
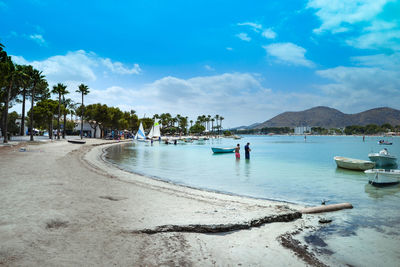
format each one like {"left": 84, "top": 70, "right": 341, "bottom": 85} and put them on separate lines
{"left": 307, "top": 0, "right": 400, "bottom": 51}
{"left": 314, "top": 66, "right": 400, "bottom": 111}
{"left": 86, "top": 73, "right": 278, "bottom": 126}
{"left": 204, "top": 65, "right": 215, "bottom": 71}
{"left": 262, "top": 28, "right": 277, "bottom": 39}
{"left": 264, "top": 42, "right": 315, "bottom": 67}
{"left": 307, "top": 0, "right": 391, "bottom": 34}
{"left": 236, "top": 32, "right": 251, "bottom": 42}
{"left": 237, "top": 22, "right": 263, "bottom": 32}
{"left": 226, "top": 47, "right": 233, "bottom": 51}
{"left": 29, "top": 34, "right": 46, "bottom": 46}
{"left": 351, "top": 53, "right": 400, "bottom": 70}
{"left": 346, "top": 30, "right": 400, "bottom": 50}
{"left": 101, "top": 58, "right": 141, "bottom": 75}
{"left": 11, "top": 50, "right": 141, "bottom": 86}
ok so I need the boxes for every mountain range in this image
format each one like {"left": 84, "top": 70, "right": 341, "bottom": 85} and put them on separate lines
{"left": 248, "top": 106, "right": 400, "bottom": 129}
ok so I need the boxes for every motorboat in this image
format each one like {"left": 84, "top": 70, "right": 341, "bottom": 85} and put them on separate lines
{"left": 211, "top": 147, "right": 235, "bottom": 153}
{"left": 365, "top": 169, "right": 400, "bottom": 186}
{"left": 368, "top": 149, "right": 397, "bottom": 167}
{"left": 334, "top": 156, "right": 375, "bottom": 171}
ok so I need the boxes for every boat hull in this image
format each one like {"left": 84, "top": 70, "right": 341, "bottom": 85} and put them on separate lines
{"left": 365, "top": 169, "right": 400, "bottom": 186}
{"left": 334, "top": 156, "right": 375, "bottom": 171}
{"left": 211, "top": 147, "right": 235, "bottom": 153}
{"left": 368, "top": 153, "right": 397, "bottom": 167}
{"left": 68, "top": 139, "right": 86, "bottom": 144}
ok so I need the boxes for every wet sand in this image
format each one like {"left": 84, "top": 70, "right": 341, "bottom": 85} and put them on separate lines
{"left": 0, "top": 139, "right": 327, "bottom": 266}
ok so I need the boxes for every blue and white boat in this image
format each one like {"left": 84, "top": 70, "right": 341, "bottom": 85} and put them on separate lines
{"left": 134, "top": 122, "right": 147, "bottom": 142}
{"left": 368, "top": 149, "right": 397, "bottom": 167}
{"left": 211, "top": 147, "right": 235, "bottom": 153}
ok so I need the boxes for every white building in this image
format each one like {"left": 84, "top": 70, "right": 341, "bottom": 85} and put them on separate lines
{"left": 294, "top": 126, "right": 312, "bottom": 135}
{"left": 74, "top": 120, "right": 101, "bottom": 138}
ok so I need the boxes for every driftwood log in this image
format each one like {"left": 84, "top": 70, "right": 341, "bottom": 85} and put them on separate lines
{"left": 301, "top": 203, "right": 353, "bottom": 214}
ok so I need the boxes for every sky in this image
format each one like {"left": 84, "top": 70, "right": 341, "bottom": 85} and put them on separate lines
{"left": 1, "top": 0, "right": 400, "bottom": 128}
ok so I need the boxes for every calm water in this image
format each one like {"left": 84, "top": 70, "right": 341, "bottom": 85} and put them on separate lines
{"left": 105, "top": 135, "right": 400, "bottom": 266}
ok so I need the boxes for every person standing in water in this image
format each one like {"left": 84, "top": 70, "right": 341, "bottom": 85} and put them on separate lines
{"left": 244, "top": 142, "right": 251, "bottom": 159}
{"left": 235, "top": 144, "right": 240, "bottom": 159}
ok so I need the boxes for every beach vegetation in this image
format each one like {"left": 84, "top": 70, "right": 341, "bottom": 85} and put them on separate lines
{"left": 28, "top": 99, "right": 58, "bottom": 139}
{"left": 223, "top": 130, "right": 232, "bottom": 136}
{"left": 76, "top": 84, "right": 90, "bottom": 139}
{"left": 51, "top": 83, "right": 69, "bottom": 139}
{"left": 344, "top": 124, "right": 398, "bottom": 135}
{"left": 189, "top": 123, "right": 205, "bottom": 134}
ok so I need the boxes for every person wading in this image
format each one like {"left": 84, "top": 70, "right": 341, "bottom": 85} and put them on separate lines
{"left": 244, "top": 142, "right": 251, "bottom": 159}
{"left": 235, "top": 144, "right": 240, "bottom": 159}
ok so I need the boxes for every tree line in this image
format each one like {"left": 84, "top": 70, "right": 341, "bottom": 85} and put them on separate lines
{"left": 1, "top": 43, "right": 226, "bottom": 142}
{"left": 232, "top": 124, "right": 400, "bottom": 135}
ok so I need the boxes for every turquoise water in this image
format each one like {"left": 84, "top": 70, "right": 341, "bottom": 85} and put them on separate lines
{"left": 106, "top": 135, "right": 400, "bottom": 266}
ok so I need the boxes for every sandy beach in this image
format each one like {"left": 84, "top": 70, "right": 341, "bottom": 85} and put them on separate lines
{"left": 0, "top": 139, "right": 327, "bottom": 266}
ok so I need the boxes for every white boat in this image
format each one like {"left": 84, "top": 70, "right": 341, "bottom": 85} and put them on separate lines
{"left": 368, "top": 149, "right": 397, "bottom": 167}
{"left": 334, "top": 156, "right": 375, "bottom": 171}
{"left": 147, "top": 120, "right": 161, "bottom": 140}
{"left": 134, "top": 122, "right": 147, "bottom": 141}
{"left": 365, "top": 169, "right": 400, "bottom": 186}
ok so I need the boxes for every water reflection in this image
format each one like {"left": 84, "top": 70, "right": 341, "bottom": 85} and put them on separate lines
{"left": 364, "top": 183, "right": 400, "bottom": 199}
{"left": 244, "top": 159, "right": 250, "bottom": 178}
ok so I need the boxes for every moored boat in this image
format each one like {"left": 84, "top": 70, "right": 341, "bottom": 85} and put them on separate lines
{"left": 334, "top": 156, "right": 375, "bottom": 171}
{"left": 68, "top": 139, "right": 86, "bottom": 144}
{"left": 368, "top": 149, "right": 397, "bottom": 167}
{"left": 365, "top": 169, "right": 400, "bottom": 186}
{"left": 211, "top": 147, "right": 235, "bottom": 153}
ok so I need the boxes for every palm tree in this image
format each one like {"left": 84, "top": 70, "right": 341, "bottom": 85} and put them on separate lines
{"left": 52, "top": 83, "right": 68, "bottom": 140}
{"left": 190, "top": 120, "right": 193, "bottom": 127}
{"left": 76, "top": 84, "right": 90, "bottom": 139}
{"left": 211, "top": 118, "right": 215, "bottom": 134}
{"left": 220, "top": 116, "right": 224, "bottom": 134}
{"left": 62, "top": 98, "right": 73, "bottom": 139}
{"left": 207, "top": 115, "right": 211, "bottom": 132}
{"left": 214, "top": 115, "right": 220, "bottom": 135}
{"left": 2, "top": 58, "right": 16, "bottom": 143}
{"left": 29, "top": 69, "right": 46, "bottom": 141}
{"left": 16, "top": 65, "right": 32, "bottom": 136}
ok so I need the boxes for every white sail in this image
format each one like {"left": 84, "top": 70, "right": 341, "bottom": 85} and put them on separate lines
{"left": 135, "top": 122, "right": 146, "bottom": 140}
{"left": 148, "top": 125, "right": 154, "bottom": 139}
{"left": 147, "top": 120, "right": 161, "bottom": 139}
{"left": 153, "top": 121, "right": 161, "bottom": 138}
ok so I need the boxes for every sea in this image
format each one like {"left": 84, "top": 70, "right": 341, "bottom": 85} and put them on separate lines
{"left": 105, "top": 135, "right": 400, "bottom": 266}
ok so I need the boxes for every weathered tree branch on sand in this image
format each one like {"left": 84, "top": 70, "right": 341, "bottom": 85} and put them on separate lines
{"left": 125, "top": 212, "right": 302, "bottom": 234}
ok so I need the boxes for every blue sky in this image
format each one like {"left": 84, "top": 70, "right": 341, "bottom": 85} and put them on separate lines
{"left": 1, "top": 0, "right": 400, "bottom": 127}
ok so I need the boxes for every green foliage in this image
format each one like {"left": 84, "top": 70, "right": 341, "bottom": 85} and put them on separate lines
{"left": 344, "top": 124, "right": 394, "bottom": 135}
{"left": 189, "top": 123, "right": 205, "bottom": 134}
{"left": 311, "top": 127, "right": 328, "bottom": 135}
{"left": 27, "top": 99, "right": 58, "bottom": 137}
{"left": 7, "top": 111, "right": 20, "bottom": 135}
{"left": 141, "top": 117, "right": 154, "bottom": 132}
{"left": 223, "top": 130, "right": 232, "bottom": 136}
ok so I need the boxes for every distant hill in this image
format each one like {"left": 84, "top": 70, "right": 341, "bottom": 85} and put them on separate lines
{"left": 253, "top": 106, "right": 400, "bottom": 129}
{"left": 230, "top": 122, "right": 261, "bottom": 130}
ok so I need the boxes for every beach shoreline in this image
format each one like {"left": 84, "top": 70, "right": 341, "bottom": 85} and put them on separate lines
{"left": 0, "top": 139, "right": 329, "bottom": 266}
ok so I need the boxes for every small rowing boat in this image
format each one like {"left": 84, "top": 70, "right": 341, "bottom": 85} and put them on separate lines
{"left": 68, "top": 139, "right": 86, "bottom": 144}
{"left": 211, "top": 147, "right": 235, "bottom": 153}
{"left": 334, "top": 156, "right": 375, "bottom": 171}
